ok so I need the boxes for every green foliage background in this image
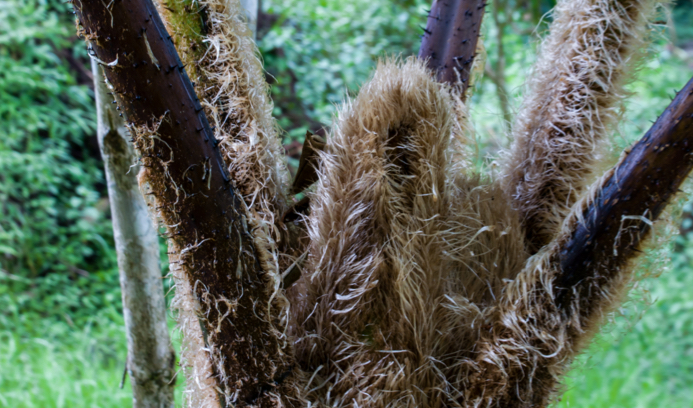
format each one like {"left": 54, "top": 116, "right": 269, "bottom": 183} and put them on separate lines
{"left": 0, "top": 0, "right": 119, "bottom": 335}
{"left": 0, "top": 0, "right": 692, "bottom": 406}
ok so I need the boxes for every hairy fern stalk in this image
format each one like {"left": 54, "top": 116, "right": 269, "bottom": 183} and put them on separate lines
{"left": 155, "top": 0, "right": 298, "bottom": 406}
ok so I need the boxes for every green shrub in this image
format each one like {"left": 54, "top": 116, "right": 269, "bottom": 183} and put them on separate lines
{"left": 0, "top": 0, "right": 118, "bottom": 334}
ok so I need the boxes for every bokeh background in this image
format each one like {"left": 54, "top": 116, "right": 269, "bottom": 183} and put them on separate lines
{"left": 1, "top": 0, "right": 692, "bottom": 406}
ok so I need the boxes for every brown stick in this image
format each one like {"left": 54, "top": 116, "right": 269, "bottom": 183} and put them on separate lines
{"left": 556, "top": 77, "right": 693, "bottom": 304}
{"left": 290, "top": 129, "right": 326, "bottom": 195}
{"left": 73, "top": 0, "right": 294, "bottom": 406}
{"left": 418, "top": 0, "right": 486, "bottom": 95}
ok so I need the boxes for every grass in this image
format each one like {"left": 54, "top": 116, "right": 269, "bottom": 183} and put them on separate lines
{"left": 0, "top": 315, "right": 184, "bottom": 407}
{"left": 0, "top": 320, "right": 132, "bottom": 407}
{"left": 2, "top": 250, "right": 693, "bottom": 406}
{"left": 556, "top": 248, "right": 693, "bottom": 408}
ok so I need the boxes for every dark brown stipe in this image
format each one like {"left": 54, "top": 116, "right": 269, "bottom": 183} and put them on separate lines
{"left": 73, "top": 0, "right": 294, "bottom": 405}
{"left": 557, "top": 76, "right": 693, "bottom": 307}
{"left": 418, "top": 0, "right": 486, "bottom": 97}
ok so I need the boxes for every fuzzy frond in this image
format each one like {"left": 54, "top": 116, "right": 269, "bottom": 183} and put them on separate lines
{"left": 463, "top": 172, "right": 651, "bottom": 407}
{"left": 501, "top": 0, "right": 659, "bottom": 252}
{"left": 292, "top": 58, "right": 464, "bottom": 407}
{"left": 444, "top": 176, "right": 528, "bottom": 308}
